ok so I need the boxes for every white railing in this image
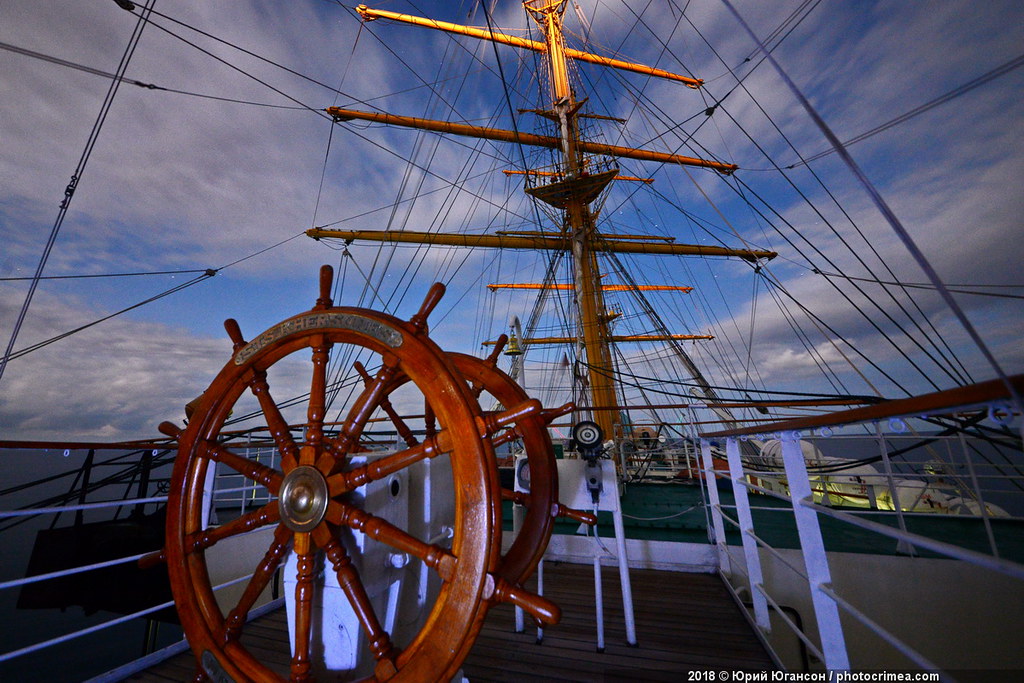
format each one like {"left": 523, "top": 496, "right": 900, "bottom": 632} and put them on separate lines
{"left": 0, "top": 444, "right": 280, "bottom": 681}
{"left": 0, "top": 485, "right": 179, "bottom": 676}
{"left": 698, "top": 388, "right": 1024, "bottom": 678}
{"left": 211, "top": 443, "right": 277, "bottom": 512}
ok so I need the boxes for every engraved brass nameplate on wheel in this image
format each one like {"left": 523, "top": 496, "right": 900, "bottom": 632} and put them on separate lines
{"left": 234, "top": 312, "right": 403, "bottom": 365}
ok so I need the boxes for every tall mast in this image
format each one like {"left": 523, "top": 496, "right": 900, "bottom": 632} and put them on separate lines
{"left": 523, "top": 0, "right": 618, "bottom": 439}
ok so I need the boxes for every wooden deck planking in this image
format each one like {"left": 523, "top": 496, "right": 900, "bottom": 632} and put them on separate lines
{"left": 128, "top": 562, "right": 772, "bottom": 681}
{"left": 462, "top": 563, "right": 773, "bottom": 681}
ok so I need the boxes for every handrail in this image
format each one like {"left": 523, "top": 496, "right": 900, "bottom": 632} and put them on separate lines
{"left": 0, "top": 570, "right": 276, "bottom": 664}
{"left": 797, "top": 495, "right": 1024, "bottom": 580}
{"left": 80, "top": 598, "right": 284, "bottom": 683}
{"left": 0, "top": 439, "right": 170, "bottom": 450}
{"left": 755, "top": 583, "right": 823, "bottom": 666}
{"left": 702, "top": 374, "right": 1024, "bottom": 437}
{"left": 0, "top": 495, "right": 168, "bottom": 519}
{"left": 700, "top": 380, "right": 1024, "bottom": 676}
{"left": 0, "top": 550, "right": 155, "bottom": 591}
{"left": 817, "top": 584, "right": 946, "bottom": 674}
{"left": 0, "top": 598, "right": 177, "bottom": 664}
{"left": 713, "top": 503, "right": 809, "bottom": 580}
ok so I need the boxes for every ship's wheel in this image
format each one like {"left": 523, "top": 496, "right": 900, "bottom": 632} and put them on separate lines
{"left": 158, "top": 266, "right": 558, "bottom": 682}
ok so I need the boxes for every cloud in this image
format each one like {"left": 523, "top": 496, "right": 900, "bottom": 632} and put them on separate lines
{"left": 0, "top": 286, "right": 231, "bottom": 440}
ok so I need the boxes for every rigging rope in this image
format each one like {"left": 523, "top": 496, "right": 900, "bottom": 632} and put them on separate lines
{"left": 605, "top": 2, "right": 978, "bottom": 391}
{"left": 480, "top": 0, "right": 532, "bottom": 175}
{"left": 322, "top": 7, "right": 521, "bottom": 319}
{"left": 719, "top": 0, "right": 1023, "bottom": 433}
{"left": 812, "top": 271, "right": 1024, "bottom": 301}
{"left": 379, "top": 0, "right": 548, "bottom": 321}
{"left": 581, "top": 360, "right": 875, "bottom": 410}
{"left": 744, "top": 272, "right": 759, "bottom": 390}
{"left": 338, "top": 246, "right": 390, "bottom": 310}
{"left": 655, "top": 71, "right": 975, "bottom": 391}
{"left": 758, "top": 272, "right": 853, "bottom": 395}
{"left": 2, "top": 272, "right": 215, "bottom": 364}
{"left": 757, "top": 271, "right": 902, "bottom": 397}
{"left": 695, "top": 29, "right": 978, "bottom": 389}
{"left": 732, "top": 171, "right": 971, "bottom": 390}
{"left": 216, "top": 233, "right": 305, "bottom": 271}
{"left": 122, "top": 4, "right": 379, "bottom": 111}
{"left": 317, "top": 26, "right": 364, "bottom": 417}
{"left": 0, "top": 0, "right": 155, "bottom": 387}
{"left": 312, "top": 120, "right": 338, "bottom": 229}
{"left": 688, "top": 10, "right": 1008, "bottom": 391}
{"left": 1, "top": 230, "right": 304, "bottom": 364}
{"left": 788, "top": 52, "right": 1024, "bottom": 168}
{"left": 0, "top": 268, "right": 212, "bottom": 281}
{"left": 0, "top": 40, "right": 305, "bottom": 110}
{"left": 126, "top": 12, "right": 329, "bottom": 119}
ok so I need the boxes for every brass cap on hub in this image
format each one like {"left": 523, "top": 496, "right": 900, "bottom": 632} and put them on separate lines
{"left": 278, "top": 465, "right": 329, "bottom": 532}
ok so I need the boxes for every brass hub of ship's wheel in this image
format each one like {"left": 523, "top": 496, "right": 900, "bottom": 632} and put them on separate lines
{"left": 278, "top": 466, "right": 329, "bottom": 533}
{"left": 157, "top": 265, "right": 562, "bottom": 683}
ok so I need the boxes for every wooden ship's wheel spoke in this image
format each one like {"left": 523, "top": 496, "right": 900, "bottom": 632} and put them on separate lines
{"left": 423, "top": 403, "right": 437, "bottom": 440}
{"left": 445, "top": 348, "right": 592, "bottom": 586}
{"left": 289, "top": 532, "right": 316, "bottom": 682}
{"left": 314, "top": 525, "right": 399, "bottom": 667}
{"left": 186, "top": 503, "right": 282, "bottom": 556}
{"left": 224, "top": 524, "right": 293, "bottom": 643}
{"left": 207, "top": 442, "right": 284, "bottom": 493}
{"left": 305, "top": 338, "right": 333, "bottom": 453}
{"left": 327, "top": 500, "right": 458, "bottom": 582}
{"left": 246, "top": 370, "right": 302, "bottom": 471}
{"left": 319, "top": 356, "right": 403, "bottom": 473}
{"left": 331, "top": 336, "right": 593, "bottom": 589}
{"left": 227, "top": 321, "right": 301, "bottom": 473}
{"left": 327, "top": 432, "right": 451, "bottom": 496}
{"left": 354, "top": 360, "right": 419, "bottom": 448}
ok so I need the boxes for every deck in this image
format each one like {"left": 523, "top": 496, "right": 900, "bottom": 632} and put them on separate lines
{"left": 128, "top": 563, "right": 774, "bottom": 681}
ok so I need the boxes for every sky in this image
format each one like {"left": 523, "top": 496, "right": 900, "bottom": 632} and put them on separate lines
{"left": 1, "top": 0, "right": 1022, "bottom": 442}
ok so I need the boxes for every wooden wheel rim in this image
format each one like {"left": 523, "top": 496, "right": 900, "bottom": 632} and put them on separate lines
{"left": 165, "top": 305, "right": 500, "bottom": 682}
{"left": 447, "top": 353, "right": 559, "bottom": 586}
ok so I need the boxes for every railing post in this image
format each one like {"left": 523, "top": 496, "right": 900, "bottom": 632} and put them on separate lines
{"left": 725, "top": 437, "right": 770, "bottom": 632}
{"left": 134, "top": 450, "right": 153, "bottom": 518}
{"left": 780, "top": 430, "right": 850, "bottom": 669}
{"left": 875, "top": 422, "right": 915, "bottom": 556}
{"left": 201, "top": 463, "right": 217, "bottom": 529}
{"left": 75, "top": 449, "right": 96, "bottom": 527}
{"left": 700, "top": 440, "right": 730, "bottom": 574}
{"left": 956, "top": 429, "right": 999, "bottom": 558}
